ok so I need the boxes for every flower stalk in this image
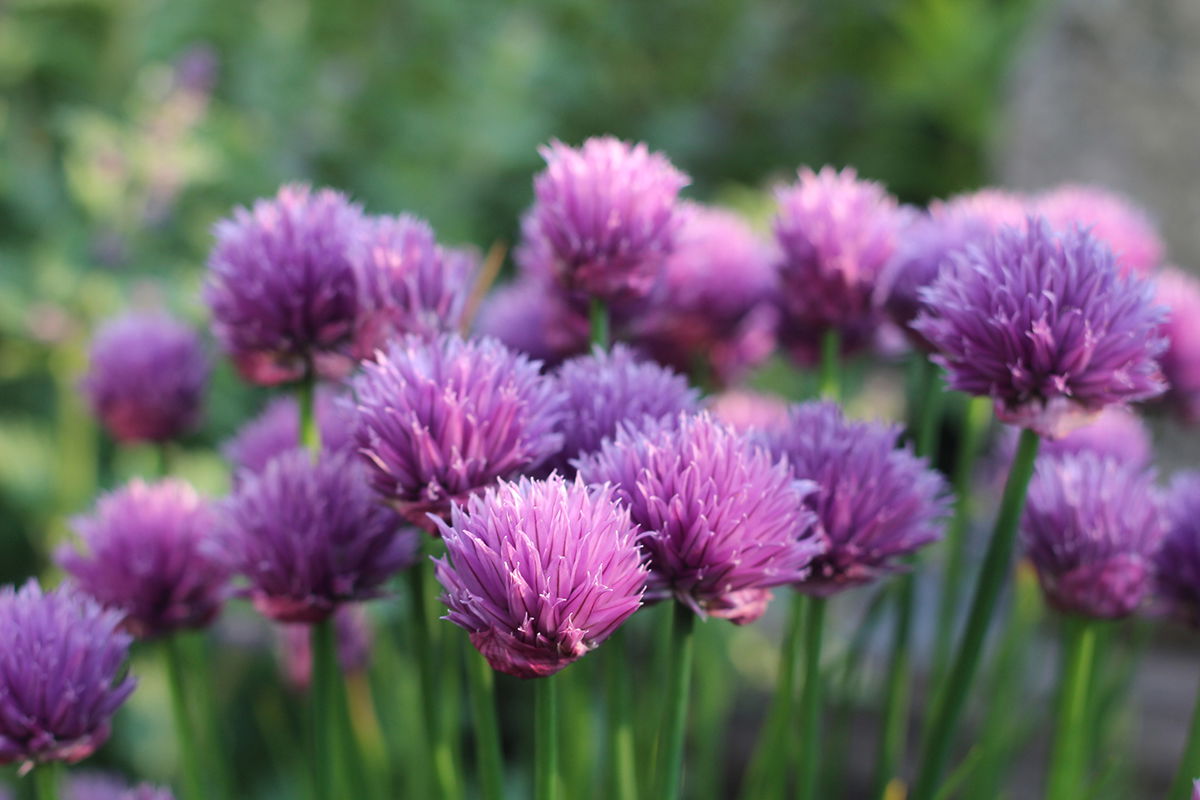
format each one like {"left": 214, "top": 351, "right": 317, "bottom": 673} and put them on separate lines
{"left": 1045, "top": 617, "right": 1098, "bottom": 799}
{"left": 536, "top": 675, "right": 560, "bottom": 800}
{"left": 464, "top": 643, "right": 506, "bottom": 800}
{"left": 164, "top": 635, "right": 206, "bottom": 800}
{"left": 658, "top": 603, "right": 697, "bottom": 800}
{"left": 797, "top": 596, "right": 828, "bottom": 800}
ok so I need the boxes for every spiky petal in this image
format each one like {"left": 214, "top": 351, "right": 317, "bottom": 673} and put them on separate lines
{"left": 761, "top": 401, "right": 949, "bottom": 596}
{"left": 204, "top": 184, "right": 364, "bottom": 385}
{"left": 353, "top": 333, "right": 566, "bottom": 528}
{"left": 80, "top": 312, "right": 209, "bottom": 443}
{"left": 1022, "top": 453, "right": 1164, "bottom": 619}
{"left": 0, "top": 580, "right": 136, "bottom": 770}
{"left": 576, "top": 412, "right": 824, "bottom": 622}
{"left": 59, "top": 479, "right": 230, "bottom": 639}
{"left": 912, "top": 218, "right": 1167, "bottom": 438}
{"left": 434, "top": 475, "right": 647, "bottom": 679}
{"left": 1153, "top": 471, "right": 1200, "bottom": 627}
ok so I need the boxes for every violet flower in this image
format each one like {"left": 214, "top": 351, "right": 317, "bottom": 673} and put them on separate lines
{"left": 434, "top": 474, "right": 647, "bottom": 678}
{"left": 576, "top": 412, "right": 824, "bottom": 624}
{"left": 912, "top": 218, "right": 1167, "bottom": 438}
{"left": 998, "top": 406, "right": 1153, "bottom": 470}
{"left": 707, "top": 389, "right": 791, "bottom": 434}
{"left": 81, "top": 312, "right": 209, "bottom": 443}
{"left": 0, "top": 580, "right": 136, "bottom": 770}
{"left": 473, "top": 278, "right": 589, "bottom": 366}
{"left": 1022, "top": 453, "right": 1164, "bottom": 618}
{"left": 1154, "top": 471, "right": 1200, "bottom": 627}
{"left": 1035, "top": 184, "right": 1163, "bottom": 275}
{"left": 1155, "top": 268, "right": 1200, "bottom": 424}
{"left": 222, "top": 388, "right": 355, "bottom": 481}
{"left": 59, "top": 479, "right": 230, "bottom": 639}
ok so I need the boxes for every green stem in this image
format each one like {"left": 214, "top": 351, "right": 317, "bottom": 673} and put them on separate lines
{"left": 1168, "top": 672, "right": 1200, "bottom": 800}
{"left": 874, "top": 576, "right": 914, "bottom": 799}
{"left": 32, "top": 763, "right": 60, "bottom": 800}
{"left": 818, "top": 329, "right": 841, "bottom": 400}
{"left": 743, "top": 591, "right": 806, "bottom": 799}
{"left": 797, "top": 596, "right": 827, "bottom": 800}
{"left": 911, "top": 427, "right": 1041, "bottom": 800}
{"left": 1046, "top": 618, "right": 1097, "bottom": 799}
{"left": 932, "top": 396, "right": 992, "bottom": 685}
{"left": 658, "top": 603, "right": 697, "bottom": 800}
{"left": 298, "top": 367, "right": 319, "bottom": 453}
{"left": 590, "top": 296, "right": 610, "bottom": 349}
{"left": 464, "top": 643, "right": 506, "bottom": 800}
{"left": 164, "top": 635, "right": 205, "bottom": 800}
{"left": 536, "top": 675, "right": 560, "bottom": 800}
{"left": 915, "top": 360, "right": 945, "bottom": 461}
{"left": 156, "top": 441, "right": 171, "bottom": 478}
{"left": 189, "top": 633, "right": 232, "bottom": 798}
{"left": 605, "top": 630, "right": 638, "bottom": 800}
{"left": 311, "top": 618, "right": 339, "bottom": 800}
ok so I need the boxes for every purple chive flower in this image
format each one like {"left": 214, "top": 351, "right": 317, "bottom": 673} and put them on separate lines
{"left": 354, "top": 333, "right": 566, "bottom": 528}
{"left": 65, "top": 773, "right": 174, "bottom": 800}
{"left": 278, "top": 604, "right": 372, "bottom": 690}
{"left": 219, "top": 449, "right": 419, "bottom": 623}
{"left": 912, "top": 218, "right": 1168, "bottom": 439}
{"left": 473, "top": 278, "right": 589, "bottom": 366}
{"left": 222, "top": 388, "right": 355, "bottom": 481}
{"left": 1153, "top": 471, "right": 1200, "bottom": 627}
{"left": 999, "top": 406, "right": 1153, "bottom": 469}
{"left": 58, "top": 479, "right": 230, "bottom": 639}
{"left": 707, "top": 390, "right": 791, "bottom": 434}
{"left": 937, "top": 188, "right": 1031, "bottom": 231}
{"left": 550, "top": 344, "right": 699, "bottom": 473}
{"left": 434, "top": 474, "right": 647, "bottom": 678}
{"left": 0, "top": 580, "right": 136, "bottom": 770}
{"left": 1155, "top": 268, "right": 1200, "bottom": 424}
{"left": 353, "top": 214, "right": 477, "bottom": 358}
{"left": 81, "top": 312, "right": 209, "bottom": 443}
{"left": 1035, "top": 184, "right": 1163, "bottom": 276}
{"left": 519, "top": 136, "right": 690, "bottom": 302}
{"left": 205, "top": 184, "right": 365, "bottom": 385}
{"left": 576, "top": 412, "right": 824, "bottom": 623}
{"left": 629, "top": 203, "right": 779, "bottom": 385}
{"left": 1022, "top": 453, "right": 1164, "bottom": 618}
{"left": 761, "top": 402, "right": 949, "bottom": 596}
{"left": 773, "top": 166, "right": 904, "bottom": 362}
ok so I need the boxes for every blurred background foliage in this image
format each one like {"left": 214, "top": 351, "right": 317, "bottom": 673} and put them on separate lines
{"left": 0, "top": 0, "right": 1041, "bottom": 793}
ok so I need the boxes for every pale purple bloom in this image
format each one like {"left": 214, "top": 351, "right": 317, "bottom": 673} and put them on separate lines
{"left": 707, "top": 390, "right": 791, "bottom": 434}
{"left": 937, "top": 188, "right": 1031, "bottom": 230}
{"left": 473, "top": 278, "right": 589, "bottom": 366}
{"left": 1035, "top": 184, "right": 1163, "bottom": 276}
{"left": 59, "top": 479, "right": 230, "bottom": 639}
{"left": 773, "top": 166, "right": 903, "bottom": 362}
{"left": 999, "top": 406, "right": 1153, "bottom": 469}
{"left": 354, "top": 334, "right": 566, "bottom": 528}
{"left": 81, "top": 312, "right": 208, "bottom": 443}
{"left": 65, "top": 773, "right": 174, "bottom": 800}
{"left": 912, "top": 218, "right": 1167, "bottom": 439}
{"left": 1022, "top": 453, "right": 1164, "bottom": 618}
{"left": 761, "top": 402, "right": 949, "bottom": 596}
{"left": 1193, "top": 779, "right": 1200, "bottom": 800}
{"left": 576, "top": 412, "right": 823, "bottom": 623}
{"left": 222, "top": 388, "right": 355, "bottom": 481}
{"left": 550, "top": 344, "right": 699, "bottom": 474}
{"left": 434, "top": 475, "right": 647, "bottom": 678}
{"left": 1154, "top": 471, "right": 1200, "bottom": 627}
{"left": 205, "top": 184, "right": 364, "bottom": 385}
{"left": 353, "top": 214, "right": 476, "bottom": 357}
{"left": 629, "top": 203, "right": 778, "bottom": 385}
{"left": 0, "top": 580, "right": 136, "bottom": 770}
{"left": 219, "top": 449, "right": 418, "bottom": 623}
{"left": 278, "top": 604, "right": 372, "bottom": 690}
{"left": 519, "top": 136, "right": 689, "bottom": 302}
{"left": 1155, "top": 268, "right": 1200, "bottom": 424}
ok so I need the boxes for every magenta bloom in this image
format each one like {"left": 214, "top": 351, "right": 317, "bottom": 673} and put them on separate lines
{"left": 550, "top": 344, "right": 699, "bottom": 473}
{"left": 773, "top": 166, "right": 903, "bottom": 362}
{"left": 354, "top": 334, "right": 566, "bottom": 528}
{"left": 278, "top": 604, "right": 372, "bottom": 690}
{"left": 0, "top": 580, "right": 136, "bottom": 770}
{"left": 81, "top": 312, "right": 208, "bottom": 443}
{"left": 1022, "top": 453, "right": 1164, "bottom": 618}
{"left": 913, "top": 218, "right": 1167, "bottom": 438}
{"left": 1155, "top": 268, "right": 1200, "bottom": 424}
{"left": 707, "top": 390, "right": 791, "bottom": 434}
{"left": 761, "top": 402, "right": 949, "bottom": 596}
{"left": 65, "top": 773, "right": 174, "bottom": 800}
{"left": 1035, "top": 184, "right": 1163, "bottom": 275}
{"left": 354, "top": 214, "right": 476, "bottom": 357}
{"left": 1154, "top": 471, "right": 1200, "bottom": 627}
{"left": 205, "top": 184, "right": 364, "bottom": 385}
{"left": 473, "top": 278, "right": 589, "bottom": 366}
{"left": 223, "top": 388, "right": 355, "bottom": 481}
{"left": 434, "top": 475, "right": 647, "bottom": 678}
{"left": 630, "top": 203, "right": 778, "bottom": 385}
{"left": 519, "top": 136, "right": 689, "bottom": 302}
{"left": 219, "top": 449, "right": 418, "bottom": 623}
{"left": 576, "top": 412, "right": 823, "bottom": 623}
{"left": 59, "top": 479, "right": 229, "bottom": 639}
